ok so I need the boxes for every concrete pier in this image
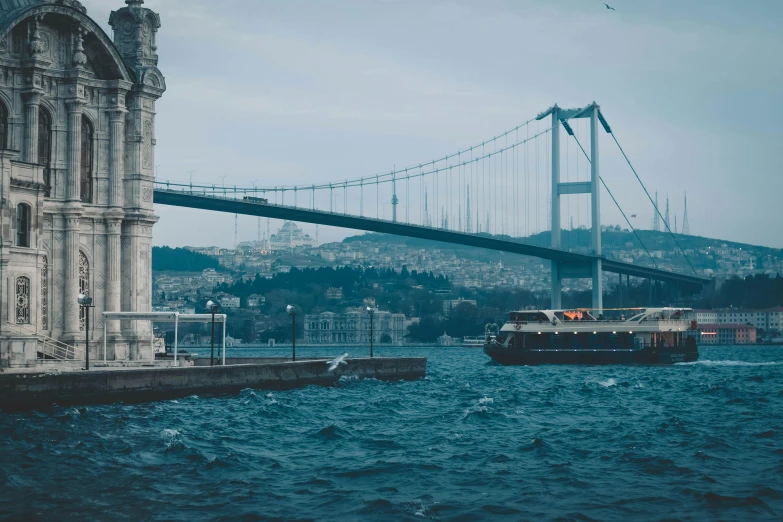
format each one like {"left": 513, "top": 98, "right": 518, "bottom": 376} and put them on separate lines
{"left": 0, "top": 357, "right": 426, "bottom": 412}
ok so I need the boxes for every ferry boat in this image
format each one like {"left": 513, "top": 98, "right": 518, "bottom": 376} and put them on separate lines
{"left": 484, "top": 308, "right": 699, "bottom": 365}
{"left": 462, "top": 336, "right": 485, "bottom": 348}
{"left": 464, "top": 324, "right": 499, "bottom": 348}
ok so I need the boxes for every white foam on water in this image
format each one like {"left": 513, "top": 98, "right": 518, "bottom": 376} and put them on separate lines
{"left": 479, "top": 397, "right": 494, "bottom": 404}
{"left": 677, "top": 360, "right": 780, "bottom": 367}
{"left": 598, "top": 378, "right": 617, "bottom": 387}
{"left": 161, "top": 428, "right": 182, "bottom": 450}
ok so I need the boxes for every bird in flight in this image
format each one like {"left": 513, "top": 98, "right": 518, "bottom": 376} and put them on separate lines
{"left": 326, "top": 353, "right": 349, "bottom": 372}
{"left": 604, "top": 3, "right": 616, "bottom": 10}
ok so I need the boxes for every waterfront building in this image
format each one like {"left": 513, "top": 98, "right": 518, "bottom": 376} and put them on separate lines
{"left": 436, "top": 332, "right": 458, "bottom": 346}
{"left": 698, "top": 324, "right": 757, "bottom": 345}
{"left": 304, "top": 309, "right": 406, "bottom": 345}
{"left": 698, "top": 308, "right": 783, "bottom": 335}
{"left": 0, "top": 0, "right": 165, "bottom": 367}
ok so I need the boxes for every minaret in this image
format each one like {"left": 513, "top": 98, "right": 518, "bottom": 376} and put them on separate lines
{"left": 682, "top": 193, "right": 690, "bottom": 235}
{"left": 465, "top": 186, "right": 472, "bottom": 233}
{"left": 653, "top": 192, "right": 660, "bottom": 231}
{"left": 665, "top": 194, "right": 670, "bottom": 231}
{"left": 674, "top": 214, "right": 678, "bottom": 234}
{"left": 234, "top": 214, "right": 238, "bottom": 249}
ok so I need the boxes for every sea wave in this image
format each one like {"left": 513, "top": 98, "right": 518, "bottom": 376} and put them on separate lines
{"left": 1, "top": 345, "right": 781, "bottom": 521}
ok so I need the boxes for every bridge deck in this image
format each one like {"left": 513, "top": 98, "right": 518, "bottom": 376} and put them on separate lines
{"left": 153, "top": 189, "right": 708, "bottom": 287}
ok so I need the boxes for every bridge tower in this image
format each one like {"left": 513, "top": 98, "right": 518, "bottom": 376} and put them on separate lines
{"left": 391, "top": 173, "right": 398, "bottom": 222}
{"left": 538, "top": 103, "right": 607, "bottom": 313}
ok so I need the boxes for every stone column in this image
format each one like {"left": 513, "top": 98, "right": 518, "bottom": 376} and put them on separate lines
{"left": 108, "top": 109, "right": 127, "bottom": 208}
{"left": 105, "top": 108, "right": 126, "bottom": 334}
{"left": 21, "top": 91, "right": 42, "bottom": 163}
{"left": 65, "top": 100, "right": 84, "bottom": 202}
{"left": 62, "top": 99, "right": 85, "bottom": 338}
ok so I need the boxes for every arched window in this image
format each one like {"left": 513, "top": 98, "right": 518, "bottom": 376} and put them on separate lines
{"left": 15, "top": 276, "right": 31, "bottom": 324}
{"left": 41, "top": 256, "right": 48, "bottom": 330}
{"left": 80, "top": 116, "right": 93, "bottom": 203}
{"left": 0, "top": 101, "right": 7, "bottom": 150}
{"left": 79, "top": 251, "right": 89, "bottom": 331}
{"left": 38, "top": 107, "right": 52, "bottom": 196}
{"left": 16, "top": 203, "right": 31, "bottom": 247}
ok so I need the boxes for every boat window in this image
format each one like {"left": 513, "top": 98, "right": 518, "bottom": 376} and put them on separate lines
{"left": 509, "top": 312, "right": 548, "bottom": 323}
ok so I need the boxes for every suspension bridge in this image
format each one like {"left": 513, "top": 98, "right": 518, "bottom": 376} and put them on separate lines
{"left": 154, "top": 102, "right": 709, "bottom": 312}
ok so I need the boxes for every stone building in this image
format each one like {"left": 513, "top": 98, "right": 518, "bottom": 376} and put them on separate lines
{"left": 304, "top": 309, "right": 406, "bottom": 345}
{"left": 269, "top": 221, "right": 315, "bottom": 250}
{"left": 0, "top": 0, "right": 165, "bottom": 367}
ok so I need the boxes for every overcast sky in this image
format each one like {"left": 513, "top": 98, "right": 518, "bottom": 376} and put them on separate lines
{"left": 85, "top": 0, "right": 783, "bottom": 249}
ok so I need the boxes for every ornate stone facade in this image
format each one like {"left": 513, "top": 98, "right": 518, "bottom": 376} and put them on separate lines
{"left": 0, "top": 0, "right": 165, "bottom": 367}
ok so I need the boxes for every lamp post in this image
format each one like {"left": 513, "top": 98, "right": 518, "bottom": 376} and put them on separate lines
{"left": 207, "top": 300, "right": 219, "bottom": 366}
{"left": 287, "top": 305, "right": 296, "bottom": 361}
{"left": 366, "top": 306, "right": 375, "bottom": 358}
{"left": 77, "top": 293, "right": 93, "bottom": 370}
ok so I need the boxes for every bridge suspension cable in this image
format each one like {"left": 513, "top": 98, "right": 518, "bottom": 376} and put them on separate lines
{"left": 608, "top": 131, "right": 698, "bottom": 276}
{"left": 565, "top": 123, "right": 659, "bottom": 270}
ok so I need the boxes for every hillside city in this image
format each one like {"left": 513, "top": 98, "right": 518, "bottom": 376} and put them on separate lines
{"left": 152, "top": 221, "right": 783, "bottom": 346}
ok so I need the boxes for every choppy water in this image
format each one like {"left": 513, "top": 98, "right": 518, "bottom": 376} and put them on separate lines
{"left": 1, "top": 346, "right": 782, "bottom": 521}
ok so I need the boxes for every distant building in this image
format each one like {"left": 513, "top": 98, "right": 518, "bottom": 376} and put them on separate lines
{"left": 304, "top": 309, "right": 406, "bottom": 345}
{"left": 443, "top": 298, "right": 477, "bottom": 316}
{"left": 270, "top": 221, "right": 316, "bottom": 250}
{"left": 697, "top": 308, "right": 783, "bottom": 334}
{"left": 247, "top": 295, "right": 266, "bottom": 308}
{"left": 202, "top": 268, "right": 229, "bottom": 285}
{"left": 219, "top": 296, "right": 241, "bottom": 309}
{"left": 325, "top": 287, "right": 343, "bottom": 300}
{"left": 437, "top": 332, "right": 458, "bottom": 346}
{"left": 698, "top": 324, "right": 757, "bottom": 345}
{"left": 694, "top": 309, "right": 718, "bottom": 325}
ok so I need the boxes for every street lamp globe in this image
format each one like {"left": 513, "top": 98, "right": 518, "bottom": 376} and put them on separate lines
{"left": 206, "top": 300, "right": 218, "bottom": 312}
{"left": 77, "top": 293, "right": 92, "bottom": 306}
{"left": 286, "top": 305, "right": 296, "bottom": 315}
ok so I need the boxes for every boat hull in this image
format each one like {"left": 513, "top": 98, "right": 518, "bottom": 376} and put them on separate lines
{"left": 484, "top": 344, "right": 698, "bottom": 365}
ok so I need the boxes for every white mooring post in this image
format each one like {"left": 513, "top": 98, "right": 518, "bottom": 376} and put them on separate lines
{"left": 222, "top": 315, "right": 226, "bottom": 365}
{"left": 103, "top": 321, "right": 107, "bottom": 363}
{"left": 173, "top": 314, "right": 179, "bottom": 366}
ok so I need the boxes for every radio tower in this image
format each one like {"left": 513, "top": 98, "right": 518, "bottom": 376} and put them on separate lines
{"left": 653, "top": 192, "right": 660, "bottom": 231}
{"left": 682, "top": 193, "right": 690, "bottom": 235}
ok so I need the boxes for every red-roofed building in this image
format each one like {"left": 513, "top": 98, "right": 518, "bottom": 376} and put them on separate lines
{"left": 698, "top": 324, "right": 757, "bottom": 345}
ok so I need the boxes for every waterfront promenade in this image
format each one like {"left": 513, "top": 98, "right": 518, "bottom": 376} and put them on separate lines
{"left": 0, "top": 357, "right": 427, "bottom": 412}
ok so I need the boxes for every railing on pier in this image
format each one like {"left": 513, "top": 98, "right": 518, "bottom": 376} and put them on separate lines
{"left": 4, "top": 323, "right": 83, "bottom": 360}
